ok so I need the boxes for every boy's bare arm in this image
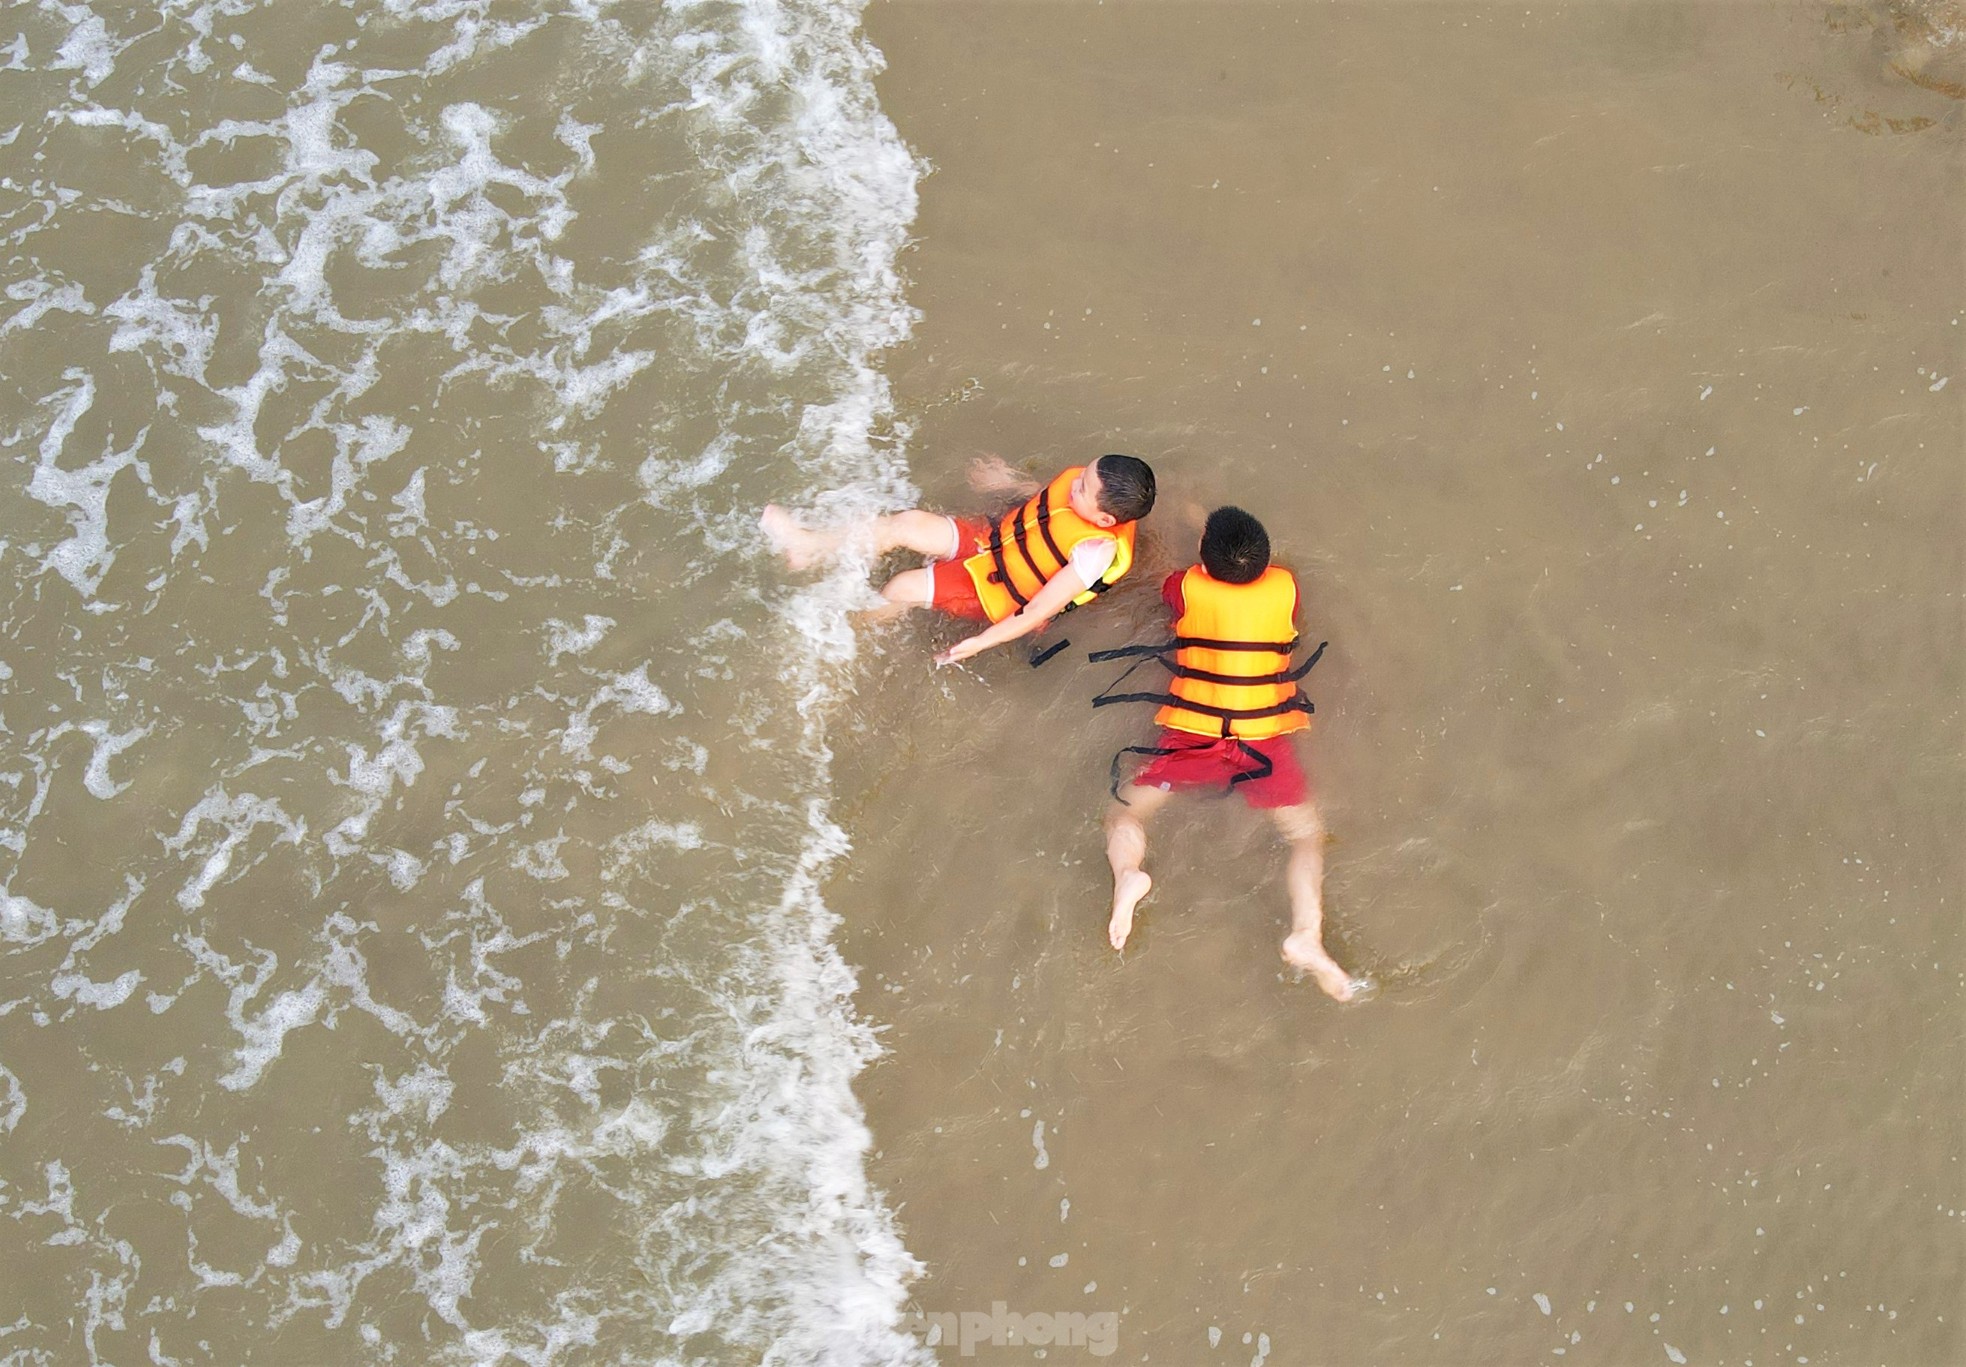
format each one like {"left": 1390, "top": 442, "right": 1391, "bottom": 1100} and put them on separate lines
{"left": 966, "top": 454, "right": 1043, "bottom": 499}
{"left": 933, "top": 564, "right": 1088, "bottom": 665}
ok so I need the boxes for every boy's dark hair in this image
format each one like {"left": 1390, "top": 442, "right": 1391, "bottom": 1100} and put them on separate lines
{"left": 1092, "top": 454, "right": 1156, "bottom": 523}
{"left": 1200, "top": 506, "right": 1271, "bottom": 584}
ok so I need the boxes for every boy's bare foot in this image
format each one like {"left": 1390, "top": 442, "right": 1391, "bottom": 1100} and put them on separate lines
{"left": 760, "top": 505, "right": 830, "bottom": 571}
{"left": 1108, "top": 870, "right": 1151, "bottom": 950}
{"left": 967, "top": 453, "right": 1029, "bottom": 494}
{"left": 1282, "top": 929, "right": 1358, "bottom": 1002}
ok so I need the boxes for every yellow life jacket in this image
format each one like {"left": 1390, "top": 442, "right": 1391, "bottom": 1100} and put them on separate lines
{"left": 1090, "top": 565, "right": 1322, "bottom": 742}
{"left": 962, "top": 467, "right": 1136, "bottom": 624}
{"left": 1158, "top": 566, "right": 1312, "bottom": 739}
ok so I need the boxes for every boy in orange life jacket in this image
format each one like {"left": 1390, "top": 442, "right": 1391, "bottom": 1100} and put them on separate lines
{"left": 760, "top": 454, "right": 1156, "bottom": 665}
{"left": 1101, "top": 506, "right": 1363, "bottom": 1002}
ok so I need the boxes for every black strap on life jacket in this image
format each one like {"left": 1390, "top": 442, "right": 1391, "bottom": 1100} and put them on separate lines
{"left": 1032, "top": 491, "right": 1068, "bottom": 569}
{"left": 986, "top": 485, "right": 1066, "bottom": 610}
{"left": 1088, "top": 639, "right": 1326, "bottom": 734}
{"left": 1092, "top": 635, "right": 1301, "bottom": 659}
{"left": 986, "top": 482, "right": 1123, "bottom": 617}
{"left": 983, "top": 521, "right": 1030, "bottom": 610}
{"left": 1090, "top": 636, "right": 1321, "bottom": 683}
{"left": 1008, "top": 496, "right": 1042, "bottom": 585}
{"left": 1052, "top": 484, "right": 1128, "bottom": 601}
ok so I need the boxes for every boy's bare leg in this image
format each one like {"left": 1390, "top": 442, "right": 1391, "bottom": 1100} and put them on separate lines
{"left": 857, "top": 565, "right": 934, "bottom": 624}
{"left": 1270, "top": 801, "right": 1358, "bottom": 1001}
{"left": 759, "top": 506, "right": 956, "bottom": 571}
{"left": 1104, "top": 782, "right": 1171, "bottom": 951}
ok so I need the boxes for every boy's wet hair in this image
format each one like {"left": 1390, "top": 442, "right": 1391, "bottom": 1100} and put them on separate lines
{"left": 1200, "top": 505, "right": 1271, "bottom": 584}
{"left": 1092, "top": 454, "right": 1156, "bottom": 523}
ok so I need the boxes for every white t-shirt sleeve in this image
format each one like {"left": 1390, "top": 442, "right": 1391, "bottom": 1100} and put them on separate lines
{"left": 1066, "top": 534, "right": 1118, "bottom": 591}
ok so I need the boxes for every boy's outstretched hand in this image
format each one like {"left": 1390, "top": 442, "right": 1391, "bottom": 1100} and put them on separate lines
{"left": 931, "top": 567, "right": 1084, "bottom": 668}
{"left": 933, "top": 634, "right": 988, "bottom": 667}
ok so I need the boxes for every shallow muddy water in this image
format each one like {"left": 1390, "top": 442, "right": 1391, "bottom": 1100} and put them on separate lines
{"left": 840, "top": 2, "right": 1962, "bottom": 1363}
{"left": 1, "top": 0, "right": 1959, "bottom": 1363}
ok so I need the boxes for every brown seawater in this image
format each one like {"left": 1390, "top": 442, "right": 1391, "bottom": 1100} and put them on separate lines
{"left": 2, "top": 0, "right": 1960, "bottom": 1363}
{"left": 3, "top": 1, "right": 926, "bottom": 1362}
{"left": 837, "top": 1, "right": 1962, "bottom": 1363}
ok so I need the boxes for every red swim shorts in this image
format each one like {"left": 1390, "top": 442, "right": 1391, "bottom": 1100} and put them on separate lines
{"left": 1128, "top": 730, "right": 1311, "bottom": 809}
{"left": 927, "top": 517, "right": 992, "bottom": 621}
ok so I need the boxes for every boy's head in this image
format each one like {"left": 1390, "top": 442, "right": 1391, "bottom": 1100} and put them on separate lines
{"left": 1199, "top": 506, "right": 1271, "bottom": 584}
{"left": 1073, "top": 454, "right": 1156, "bottom": 527}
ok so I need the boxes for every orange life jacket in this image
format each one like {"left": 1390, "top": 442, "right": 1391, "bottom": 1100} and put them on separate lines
{"left": 962, "top": 467, "right": 1136, "bottom": 624}
{"left": 1090, "top": 565, "right": 1322, "bottom": 741}
{"left": 1157, "top": 566, "right": 1312, "bottom": 739}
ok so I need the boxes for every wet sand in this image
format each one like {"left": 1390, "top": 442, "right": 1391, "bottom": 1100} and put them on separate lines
{"left": 839, "top": 2, "right": 1962, "bottom": 1361}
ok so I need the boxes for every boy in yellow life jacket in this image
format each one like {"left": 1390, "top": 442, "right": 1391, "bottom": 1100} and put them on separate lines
{"left": 1094, "top": 506, "right": 1363, "bottom": 1002}
{"left": 761, "top": 453, "right": 1156, "bottom": 665}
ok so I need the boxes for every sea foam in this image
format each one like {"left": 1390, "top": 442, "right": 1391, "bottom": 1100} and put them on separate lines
{"left": 1, "top": 0, "right": 930, "bottom": 1361}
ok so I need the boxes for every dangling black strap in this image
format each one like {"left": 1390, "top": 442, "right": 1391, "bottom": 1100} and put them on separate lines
{"left": 1091, "top": 661, "right": 1321, "bottom": 724}
{"left": 1109, "top": 743, "right": 1180, "bottom": 803}
{"left": 1087, "top": 641, "right": 1173, "bottom": 664}
{"left": 1224, "top": 738, "right": 1273, "bottom": 795}
{"left": 1028, "top": 637, "right": 1071, "bottom": 668}
{"left": 1106, "top": 736, "right": 1278, "bottom": 803}
{"left": 1092, "top": 687, "right": 1183, "bottom": 711}
{"left": 1087, "top": 652, "right": 1160, "bottom": 710}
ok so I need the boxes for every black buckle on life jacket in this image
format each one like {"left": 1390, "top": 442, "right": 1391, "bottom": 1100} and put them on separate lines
{"left": 985, "top": 527, "right": 1029, "bottom": 609}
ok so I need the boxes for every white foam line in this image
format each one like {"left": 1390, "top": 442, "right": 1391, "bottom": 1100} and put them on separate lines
{"left": 742, "top": 803, "right": 928, "bottom": 1364}
{"left": 325, "top": 700, "right": 463, "bottom": 856}
{"left": 1, "top": 278, "right": 95, "bottom": 336}
{"left": 0, "top": 888, "right": 60, "bottom": 948}
{"left": 5, "top": 0, "right": 933, "bottom": 1359}
{"left": 20, "top": 372, "right": 160, "bottom": 602}
{"left": 557, "top": 666, "right": 679, "bottom": 760}
{"left": 45, "top": 0, "right": 126, "bottom": 88}
{"left": 703, "top": 0, "right": 931, "bottom": 1357}
{"left": 0, "top": 1063, "right": 25, "bottom": 1133}
{"left": 543, "top": 614, "right": 614, "bottom": 665}
{"left": 76, "top": 720, "right": 150, "bottom": 799}
{"left": 49, "top": 969, "right": 143, "bottom": 1011}
{"left": 164, "top": 789, "right": 308, "bottom": 910}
